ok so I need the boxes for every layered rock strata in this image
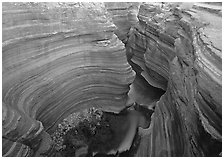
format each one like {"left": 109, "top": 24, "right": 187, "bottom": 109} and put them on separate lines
{"left": 126, "top": 2, "right": 222, "bottom": 156}
{"left": 105, "top": 2, "right": 140, "bottom": 43}
{"left": 2, "top": 2, "right": 222, "bottom": 157}
{"left": 2, "top": 2, "right": 135, "bottom": 156}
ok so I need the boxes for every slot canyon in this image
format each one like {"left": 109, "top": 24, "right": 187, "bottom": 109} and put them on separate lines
{"left": 2, "top": 2, "right": 222, "bottom": 157}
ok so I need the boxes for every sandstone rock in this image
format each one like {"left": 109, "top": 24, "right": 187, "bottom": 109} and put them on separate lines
{"left": 2, "top": 138, "right": 33, "bottom": 157}
{"left": 125, "top": 2, "right": 221, "bottom": 156}
{"left": 105, "top": 2, "right": 140, "bottom": 43}
{"left": 2, "top": 2, "right": 222, "bottom": 157}
{"left": 2, "top": 2, "right": 135, "bottom": 156}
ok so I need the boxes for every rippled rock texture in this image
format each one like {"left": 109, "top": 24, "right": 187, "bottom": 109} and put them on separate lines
{"left": 126, "top": 2, "right": 222, "bottom": 156}
{"left": 2, "top": 2, "right": 135, "bottom": 156}
{"left": 105, "top": 2, "right": 140, "bottom": 43}
{"left": 2, "top": 2, "right": 222, "bottom": 157}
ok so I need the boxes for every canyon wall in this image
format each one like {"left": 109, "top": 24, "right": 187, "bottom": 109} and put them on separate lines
{"left": 2, "top": 2, "right": 222, "bottom": 157}
{"left": 2, "top": 2, "right": 135, "bottom": 156}
{"left": 105, "top": 2, "right": 140, "bottom": 43}
{"left": 125, "top": 2, "right": 222, "bottom": 156}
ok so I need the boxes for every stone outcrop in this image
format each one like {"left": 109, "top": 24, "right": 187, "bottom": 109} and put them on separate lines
{"left": 2, "top": 2, "right": 135, "bottom": 156}
{"left": 125, "top": 2, "right": 222, "bottom": 156}
{"left": 2, "top": 2, "right": 222, "bottom": 157}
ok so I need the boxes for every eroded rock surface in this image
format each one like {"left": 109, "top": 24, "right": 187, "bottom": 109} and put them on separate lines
{"left": 2, "top": 2, "right": 222, "bottom": 157}
{"left": 125, "top": 2, "right": 222, "bottom": 156}
{"left": 2, "top": 2, "right": 135, "bottom": 156}
{"left": 105, "top": 2, "right": 140, "bottom": 43}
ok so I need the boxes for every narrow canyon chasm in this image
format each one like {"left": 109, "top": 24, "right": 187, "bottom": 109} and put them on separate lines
{"left": 2, "top": 2, "right": 222, "bottom": 157}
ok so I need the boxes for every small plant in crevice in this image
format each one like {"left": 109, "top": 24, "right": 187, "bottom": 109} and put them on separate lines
{"left": 51, "top": 107, "right": 114, "bottom": 157}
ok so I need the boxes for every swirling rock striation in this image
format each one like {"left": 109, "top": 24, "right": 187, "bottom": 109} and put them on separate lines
{"left": 2, "top": 2, "right": 135, "bottom": 156}
{"left": 2, "top": 2, "right": 222, "bottom": 157}
{"left": 126, "top": 2, "right": 222, "bottom": 156}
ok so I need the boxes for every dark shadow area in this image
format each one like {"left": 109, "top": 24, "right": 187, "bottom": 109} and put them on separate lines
{"left": 197, "top": 119, "right": 222, "bottom": 157}
{"left": 51, "top": 105, "right": 154, "bottom": 157}
{"left": 128, "top": 72, "right": 165, "bottom": 109}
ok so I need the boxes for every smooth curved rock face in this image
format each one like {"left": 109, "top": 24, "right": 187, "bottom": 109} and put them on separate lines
{"left": 126, "top": 2, "right": 221, "bottom": 157}
{"left": 2, "top": 2, "right": 222, "bottom": 157}
{"left": 2, "top": 2, "right": 135, "bottom": 156}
